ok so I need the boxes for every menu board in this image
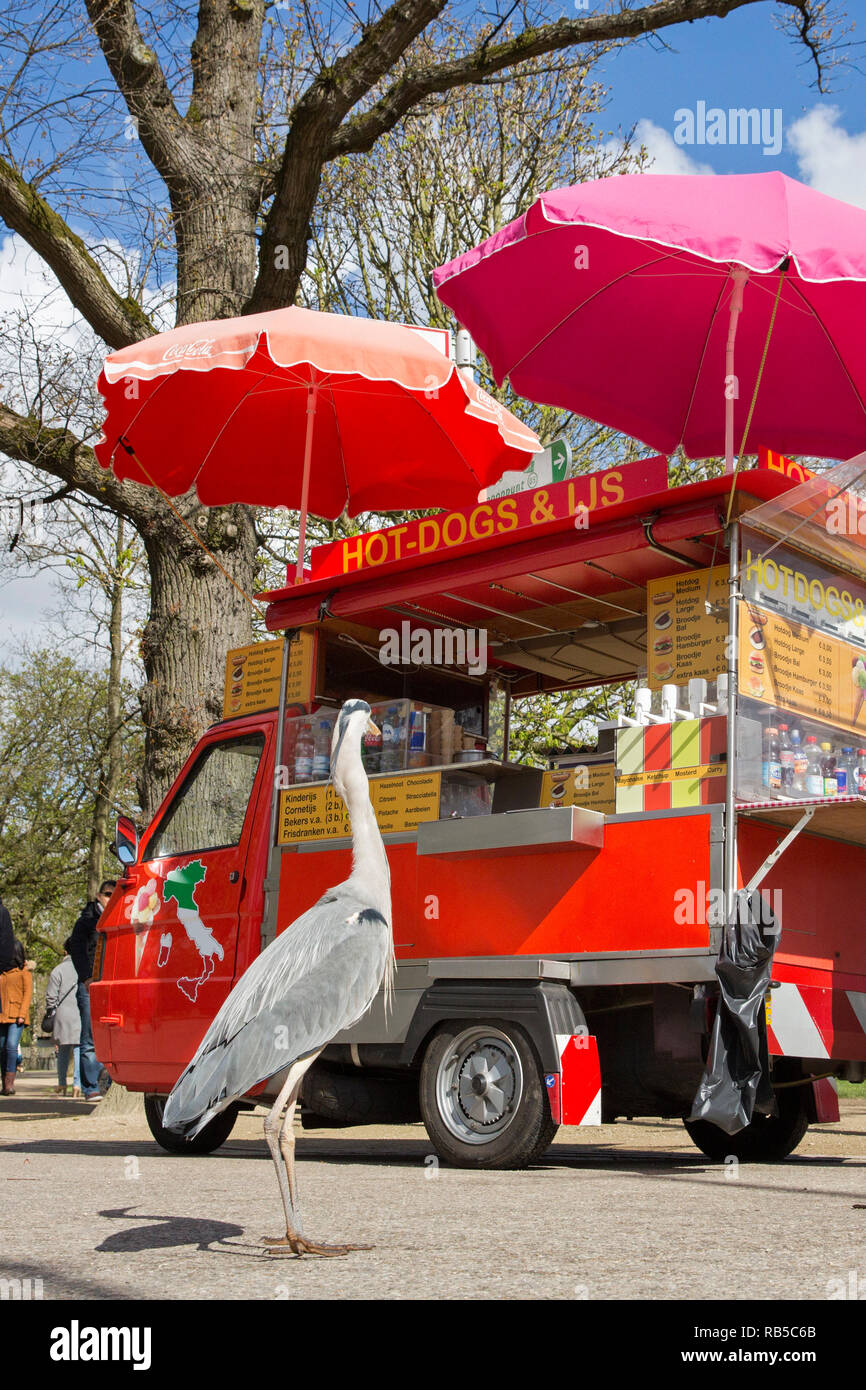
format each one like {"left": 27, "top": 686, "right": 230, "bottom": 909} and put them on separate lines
{"left": 646, "top": 566, "right": 729, "bottom": 689}
{"left": 540, "top": 764, "right": 616, "bottom": 814}
{"left": 741, "top": 531, "right": 866, "bottom": 650}
{"left": 223, "top": 633, "right": 317, "bottom": 718}
{"left": 739, "top": 600, "right": 866, "bottom": 739}
{"left": 279, "top": 771, "right": 442, "bottom": 843}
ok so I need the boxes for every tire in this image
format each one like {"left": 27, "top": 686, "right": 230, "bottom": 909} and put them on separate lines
{"left": 419, "top": 1021, "right": 558, "bottom": 1169}
{"left": 684, "top": 1085, "right": 809, "bottom": 1163}
{"left": 97, "top": 1066, "right": 113, "bottom": 1097}
{"left": 144, "top": 1093, "right": 240, "bottom": 1156}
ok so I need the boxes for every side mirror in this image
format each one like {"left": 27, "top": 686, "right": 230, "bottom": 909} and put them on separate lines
{"left": 112, "top": 815, "right": 139, "bottom": 867}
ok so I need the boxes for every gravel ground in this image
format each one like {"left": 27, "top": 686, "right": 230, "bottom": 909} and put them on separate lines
{"left": 2, "top": 1073, "right": 865, "bottom": 1301}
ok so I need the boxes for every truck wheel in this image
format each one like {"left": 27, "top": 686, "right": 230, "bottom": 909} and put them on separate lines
{"left": 144, "top": 1094, "right": 240, "bottom": 1156}
{"left": 683, "top": 1089, "right": 809, "bottom": 1163}
{"left": 419, "top": 1022, "right": 558, "bottom": 1169}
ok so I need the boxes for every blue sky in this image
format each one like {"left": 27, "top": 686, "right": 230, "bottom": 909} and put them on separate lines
{"left": 589, "top": 3, "right": 865, "bottom": 192}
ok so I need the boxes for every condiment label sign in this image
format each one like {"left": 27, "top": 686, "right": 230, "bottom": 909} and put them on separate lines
{"left": 540, "top": 765, "right": 616, "bottom": 814}
{"left": 223, "top": 634, "right": 317, "bottom": 719}
{"left": 739, "top": 600, "right": 866, "bottom": 738}
{"left": 279, "top": 771, "right": 442, "bottom": 843}
{"left": 308, "top": 455, "right": 668, "bottom": 579}
{"left": 616, "top": 764, "right": 726, "bottom": 787}
{"left": 646, "top": 566, "right": 729, "bottom": 689}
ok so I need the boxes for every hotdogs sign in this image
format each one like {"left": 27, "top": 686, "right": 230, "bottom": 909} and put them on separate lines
{"left": 308, "top": 455, "right": 669, "bottom": 580}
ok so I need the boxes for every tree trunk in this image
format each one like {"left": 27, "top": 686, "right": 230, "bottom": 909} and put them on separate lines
{"left": 86, "top": 517, "right": 128, "bottom": 898}
{"left": 136, "top": 500, "right": 258, "bottom": 822}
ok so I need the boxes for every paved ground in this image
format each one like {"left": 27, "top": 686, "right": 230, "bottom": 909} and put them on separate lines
{"left": 2, "top": 1072, "right": 865, "bottom": 1301}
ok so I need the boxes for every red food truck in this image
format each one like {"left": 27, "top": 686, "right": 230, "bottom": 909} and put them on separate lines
{"left": 92, "top": 447, "right": 866, "bottom": 1166}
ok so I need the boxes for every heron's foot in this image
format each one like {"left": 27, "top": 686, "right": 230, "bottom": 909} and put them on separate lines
{"left": 261, "top": 1232, "right": 372, "bottom": 1257}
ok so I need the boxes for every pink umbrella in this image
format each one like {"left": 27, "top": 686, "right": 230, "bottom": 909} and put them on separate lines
{"left": 434, "top": 172, "right": 866, "bottom": 470}
{"left": 95, "top": 307, "right": 539, "bottom": 580}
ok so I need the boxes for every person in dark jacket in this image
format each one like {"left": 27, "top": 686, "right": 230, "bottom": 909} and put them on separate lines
{"left": 0, "top": 896, "right": 15, "bottom": 975}
{"left": 69, "top": 881, "right": 116, "bottom": 1101}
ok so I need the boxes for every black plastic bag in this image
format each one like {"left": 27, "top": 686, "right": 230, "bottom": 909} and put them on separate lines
{"left": 689, "top": 888, "right": 779, "bottom": 1135}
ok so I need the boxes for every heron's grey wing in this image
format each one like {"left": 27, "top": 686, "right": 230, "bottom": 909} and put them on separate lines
{"left": 163, "top": 904, "right": 389, "bottom": 1136}
{"left": 171, "top": 883, "right": 357, "bottom": 1071}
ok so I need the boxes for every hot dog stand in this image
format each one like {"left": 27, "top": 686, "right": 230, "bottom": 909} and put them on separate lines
{"left": 93, "top": 447, "right": 866, "bottom": 1165}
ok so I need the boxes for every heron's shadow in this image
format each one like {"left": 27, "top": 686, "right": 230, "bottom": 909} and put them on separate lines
{"left": 97, "top": 1207, "right": 244, "bottom": 1252}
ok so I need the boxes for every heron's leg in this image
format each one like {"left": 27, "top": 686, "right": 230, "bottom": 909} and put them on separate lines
{"left": 278, "top": 1090, "right": 303, "bottom": 1233}
{"left": 262, "top": 1056, "right": 373, "bottom": 1258}
{"left": 262, "top": 1064, "right": 306, "bottom": 1249}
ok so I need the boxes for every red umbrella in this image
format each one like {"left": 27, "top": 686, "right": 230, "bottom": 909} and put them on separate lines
{"left": 95, "top": 307, "right": 539, "bottom": 579}
{"left": 434, "top": 172, "right": 866, "bottom": 471}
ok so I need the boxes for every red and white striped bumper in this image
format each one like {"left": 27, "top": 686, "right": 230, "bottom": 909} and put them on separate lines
{"left": 767, "top": 977, "right": 866, "bottom": 1063}
{"left": 545, "top": 1032, "right": 601, "bottom": 1126}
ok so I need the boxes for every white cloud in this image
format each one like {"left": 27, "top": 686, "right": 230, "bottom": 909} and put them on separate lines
{"left": 598, "top": 118, "right": 714, "bottom": 177}
{"left": 787, "top": 106, "right": 866, "bottom": 210}
{"left": 633, "top": 119, "right": 715, "bottom": 177}
{"left": 0, "top": 568, "right": 60, "bottom": 661}
{"left": 0, "top": 234, "right": 94, "bottom": 357}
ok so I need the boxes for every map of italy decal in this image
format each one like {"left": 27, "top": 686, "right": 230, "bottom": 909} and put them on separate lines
{"left": 128, "top": 860, "right": 224, "bottom": 1001}
{"left": 162, "top": 860, "right": 225, "bottom": 1000}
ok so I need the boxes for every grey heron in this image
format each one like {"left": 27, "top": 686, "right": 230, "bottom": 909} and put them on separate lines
{"left": 163, "top": 699, "right": 393, "bottom": 1256}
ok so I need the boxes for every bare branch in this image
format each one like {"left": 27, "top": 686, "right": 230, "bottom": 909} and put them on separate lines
{"left": 327, "top": 0, "right": 831, "bottom": 159}
{"left": 0, "top": 401, "right": 155, "bottom": 528}
{"left": 83, "top": 0, "right": 195, "bottom": 187}
{"left": 0, "top": 153, "right": 155, "bottom": 348}
{"left": 248, "top": 0, "right": 448, "bottom": 311}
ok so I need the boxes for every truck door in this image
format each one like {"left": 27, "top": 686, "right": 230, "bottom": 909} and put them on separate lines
{"left": 108, "top": 729, "right": 268, "bottom": 1091}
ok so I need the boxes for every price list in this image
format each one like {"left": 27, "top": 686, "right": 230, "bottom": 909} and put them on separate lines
{"left": 739, "top": 601, "right": 866, "bottom": 738}
{"left": 279, "top": 772, "right": 442, "bottom": 843}
{"left": 646, "top": 565, "right": 728, "bottom": 690}
{"left": 540, "top": 765, "right": 616, "bottom": 813}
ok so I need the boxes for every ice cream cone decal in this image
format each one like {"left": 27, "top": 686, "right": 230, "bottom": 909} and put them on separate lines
{"left": 128, "top": 878, "right": 162, "bottom": 974}
{"left": 852, "top": 656, "right": 866, "bottom": 724}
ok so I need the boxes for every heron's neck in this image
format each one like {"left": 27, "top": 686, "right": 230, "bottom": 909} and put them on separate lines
{"left": 340, "top": 763, "right": 391, "bottom": 922}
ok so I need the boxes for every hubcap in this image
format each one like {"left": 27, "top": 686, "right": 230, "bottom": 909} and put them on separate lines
{"left": 436, "top": 1027, "right": 523, "bottom": 1145}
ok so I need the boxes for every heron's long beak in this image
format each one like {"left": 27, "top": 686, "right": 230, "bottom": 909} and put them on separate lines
{"left": 329, "top": 715, "right": 380, "bottom": 785}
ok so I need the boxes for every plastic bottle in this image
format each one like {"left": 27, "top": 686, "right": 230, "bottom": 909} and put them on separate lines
{"left": 821, "top": 742, "right": 837, "bottom": 798}
{"left": 779, "top": 724, "right": 794, "bottom": 793}
{"left": 762, "top": 726, "right": 781, "bottom": 793}
{"left": 805, "top": 736, "right": 824, "bottom": 798}
{"left": 362, "top": 720, "right": 382, "bottom": 774}
{"left": 790, "top": 728, "right": 807, "bottom": 796}
{"left": 312, "top": 720, "right": 331, "bottom": 781}
{"left": 836, "top": 746, "right": 856, "bottom": 795}
{"left": 294, "top": 721, "right": 314, "bottom": 783}
{"left": 857, "top": 749, "right": 866, "bottom": 796}
{"left": 380, "top": 705, "right": 405, "bottom": 774}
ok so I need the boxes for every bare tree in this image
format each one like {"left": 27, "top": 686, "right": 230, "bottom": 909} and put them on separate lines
{"left": 0, "top": 0, "right": 839, "bottom": 815}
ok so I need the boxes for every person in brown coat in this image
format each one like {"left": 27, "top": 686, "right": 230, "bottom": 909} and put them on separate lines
{"left": 1, "top": 940, "right": 33, "bottom": 1095}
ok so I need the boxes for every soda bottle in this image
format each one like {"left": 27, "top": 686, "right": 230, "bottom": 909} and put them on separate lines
{"left": 790, "top": 728, "right": 807, "bottom": 795}
{"left": 805, "top": 736, "right": 824, "bottom": 797}
{"left": 778, "top": 724, "right": 794, "bottom": 792}
{"left": 836, "top": 746, "right": 856, "bottom": 795}
{"left": 857, "top": 749, "right": 866, "bottom": 796}
{"left": 762, "top": 726, "right": 781, "bottom": 793}
{"left": 380, "top": 705, "right": 405, "bottom": 774}
{"left": 312, "top": 720, "right": 331, "bottom": 781}
{"left": 821, "top": 742, "right": 837, "bottom": 798}
{"left": 362, "top": 719, "right": 382, "bottom": 774}
{"left": 294, "top": 721, "right": 314, "bottom": 783}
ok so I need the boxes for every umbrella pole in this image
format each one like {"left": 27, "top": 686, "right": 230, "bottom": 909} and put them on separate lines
{"left": 295, "top": 384, "right": 318, "bottom": 584}
{"left": 724, "top": 268, "right": 749, "bottom": 475}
